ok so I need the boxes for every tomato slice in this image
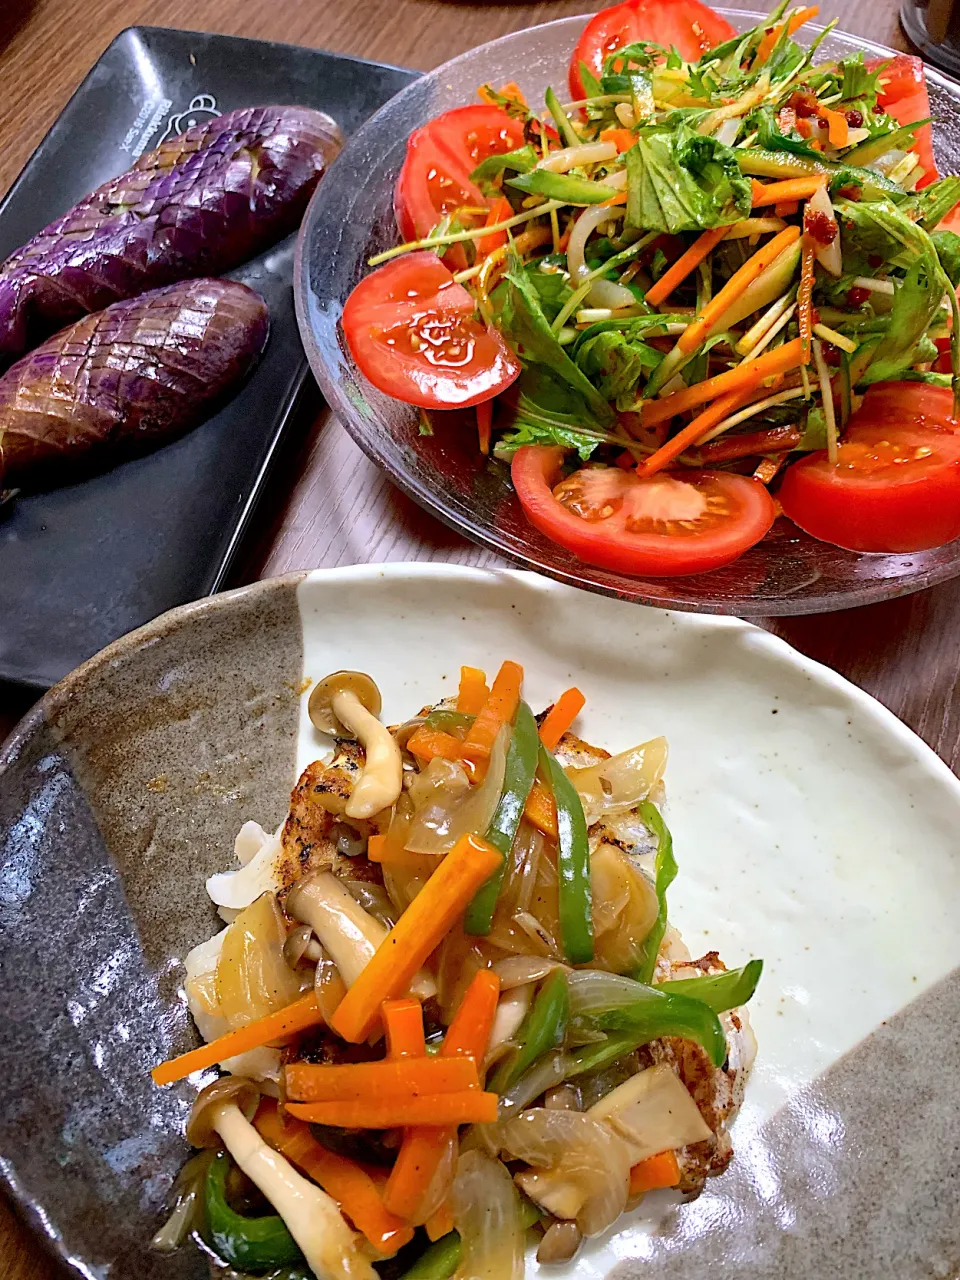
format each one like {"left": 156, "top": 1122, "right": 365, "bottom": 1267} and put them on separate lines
{"left": 394, "top": 105, "right": 526, "bottom": 244}
{"left": 511, "top": 446, "right": 775, "bottom": 575}
{"left": 778, "top": 383, "right": 960, "bottom": 553}
{"left": 342, "top": 251, "right": 521, "bottom": 409}
{"left": 569, "top": 0, "right": 736, "bottom": 100}
{"left": 868, "top": 53, "right": 937, "bottom": 190}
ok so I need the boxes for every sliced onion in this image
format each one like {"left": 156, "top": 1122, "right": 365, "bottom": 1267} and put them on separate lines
{"left": 314, "top": 942, "right": 348, "bottom": 1024}
{"left": 405, "top": 726, "right": 509, "bottom": 855}
{"left": 206, "top": 820, "right": 283, "bottom": 913}
{"left": 283, "top": 923, "right": 317, "bottom": 970}
{"left": 537, "top": 140, "right": 617, "bottom": 172}
{"left": 342, "top": 879, "right": 396, "bottom": 931}
{"left": 591, "top": 843, "right": 659, "bottom": 974}
{"left": 567, "top": 206, "right": 615, "bottom": 281}
{"left": 499, "top": 1050, "right": 569, "bottom": 1122}
{"left": 216, "top": 893, "right": 305, "bottom": 1029}
{"left": 714, "top": 116, "right": 741, "bottom": 146}
{"left": 806, "top": 183, "right": 842, "bottom": 278}
{"left": 586, "top": 277, "right": 638, "bottom": 310}
{"left": 587, "top": 1063, "right": 712, "bottom": 1163}
{"left": 493, "top": 955, "right": 562, "bottom": 990}
{"left": 502, "top": 1108, "right": 632, "bottom": 1237}
{"left": 571, "top": 737, "right": 668, "bottom": 825}
{"left": 565, "top": 968, "right": 654, "bottom": 1016}
{"left": 487, "top": 984, "right": 535, "bottom": 1061}
{"left": 450, "top": 1150, "right": 524, "bottom": 1280}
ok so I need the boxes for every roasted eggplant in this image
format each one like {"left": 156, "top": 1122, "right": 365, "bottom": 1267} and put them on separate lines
{"left": 0, "top": 104, "right": 341, "bottom": 360}
{"left": 0, "top": 278, "right": 269, "bottom": 485}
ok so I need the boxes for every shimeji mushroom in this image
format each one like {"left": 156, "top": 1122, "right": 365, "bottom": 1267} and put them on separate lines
{"left": 286, "top": 871, "right": 436, "bottom": 1001}
{"left": 308, "top": 672, "right": 402, "bottom": 820}
{"left": 188, "top": 1079, "right": 376, "bottom": 1280}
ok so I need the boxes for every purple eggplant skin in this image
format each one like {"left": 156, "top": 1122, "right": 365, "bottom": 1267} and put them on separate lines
{"left": 0, "top": 104, "right": 341, "bottom": 361}
{"left": 0, "top": 278, "right": 269, "bottom": 486}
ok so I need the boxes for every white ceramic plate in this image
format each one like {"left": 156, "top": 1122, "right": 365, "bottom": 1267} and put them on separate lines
{"left": 292, "top": 565, "right": 960, "bottom": 1278}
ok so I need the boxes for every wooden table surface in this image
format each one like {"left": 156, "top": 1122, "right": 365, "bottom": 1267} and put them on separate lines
{"left": 0, "top": 0, "right": 942, "bottom": 1273}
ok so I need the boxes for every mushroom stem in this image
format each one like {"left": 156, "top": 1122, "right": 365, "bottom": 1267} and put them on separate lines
{"left": 211, "top": 1100, "right": 376, "bottom": 1280}
{"left": 287, "top": 872, "right": 436, "bottom": 1002}
{"left": 331, "top": 690, "right": 402, "bottom": 820}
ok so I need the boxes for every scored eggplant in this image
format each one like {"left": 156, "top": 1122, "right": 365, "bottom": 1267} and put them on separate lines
{"left": 0, "top": 278, "right": 269, "bottom": 485}
{"left": 0, "top": 104, "right": 342, "bottom": 361}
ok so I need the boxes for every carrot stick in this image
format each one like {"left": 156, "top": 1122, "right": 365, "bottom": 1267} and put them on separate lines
{"left": 476, "top": 399, "right": 493, "bottom": 456}
{"left": 798, "top": 233, "right": 816, "bottom": 364}
{"left": 821, "top": 106, "right": 849, "bottom": 148}
{"left": 461, "top": 660, "right": 524, "bottom": 772}
{"left": 677, "top": 226, "right": 801, "bottom": 355}
{"left": 426, "top": 1203, "right": 455, "bottom": 1241}
{"left": 285, "top": 1058, "right": 478, "bottom": 1102}
{"left": 255, "top": 1100, "right": 414, "bottom": 1255}
{"left": 524, "top": 778, "right": 558, "bottom": 841}
{"left": 751, "top": 176, "right": 826, "bottom": 207}
{"left": 383, "top": 998, "right": 426, "bottom": 1059}
{"left": 330, "top": 834, "right": 504, "bottom": 1043}
{"left": 477, "top": 197, "right": 513, "bottom": 259}
{"left": 538, "top": 688, "right": 586, "bottom": 750}
{"left": 644, "top": 226, "right": 727, "bottom": 308}
{"left": 629, "top": 1149, "right": 682, "bottom": 1196}
{"left": 287, "top": 1091, "right": 499, "bottom": 1128}
{"left": 384, "top": 970, "right": 501, "bottom": 1221}
{"left": 774, "top": 199, "right": 799, "bottom": 218}
{"left": 642, "top": 337, "right": 805, "bottom": 427}
{"left": 437, "top": 967, "right": 501, "bottom": 1062}
{"left": 755, "top": 5, "right": 819, "bottom": 64}
{"left": 600, "top": 127, "right": 637, "bottom": 153}
{"left": 638, "top": 387, "right": 761, "bottom": 477}
{"left": 457, "top": 666, "right": 489, "bottom": 715}
{"left": 151, "top": 992, "right": 323, "bottom": 1087}
{"left": 407, "top": 725, "right": 463, "bottom": 762}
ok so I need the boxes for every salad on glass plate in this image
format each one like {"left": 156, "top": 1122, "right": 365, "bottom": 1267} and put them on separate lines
{"left": 341, "top": 1, "right": 960, "bottom": 577}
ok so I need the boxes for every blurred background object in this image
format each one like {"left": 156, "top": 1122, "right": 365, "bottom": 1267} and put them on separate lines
{"left": 901, "top": 0, "right": 960, "bottom": 73}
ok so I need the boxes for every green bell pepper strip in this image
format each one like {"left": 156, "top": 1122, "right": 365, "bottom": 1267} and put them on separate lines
{"left": 545, "top": 84, "right": 581, "bottom": 148}
{"left": 633, "top": 799, "right": 678, "bottom": 985}
{"left": 540, "top": 744, "right": 593, "bottom": 964}
{"left": 585, "top": 983, "right": 728, "bottom": 1069}
{"left": 425, "top": 709, "right": 475, "bottom": 734}
{"left": 400, "top": 1200, "right": 543, "bottom": 1278}
{"left": 656, "top": 959, "right": 763, "bottom": 1014}
{"left": 204, "top": 1151, "right": 304, "bottom": 1272}
{"left": 490, "top": 968, "right": 570, "bottom": 1094}
{"left": 508, "top": 169, "right": 621, "bottom": 205}
{"left": 464, "top": 701, "right": 540, "bottom": 936}
{"left": 564, "top": 1031, "right": 643, "bottom": 1080}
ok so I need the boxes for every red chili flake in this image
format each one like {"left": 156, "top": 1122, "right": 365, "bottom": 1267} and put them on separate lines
{"left": 847, "top": 286, "right": 870, "bottom": 307}
{"left": 805, "top": 208, "right": 838, "bottom": 245}
{"left": 845, "top": 109, "right": 864, "bottom": 127}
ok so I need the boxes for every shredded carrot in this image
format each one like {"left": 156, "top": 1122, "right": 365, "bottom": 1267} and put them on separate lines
{"left": 798, "top": 233, "right": 816, "bottom": 364}
{"left": 755, "top": 5, "right": 819, "bottom": 64}
{"left": 751, "top": 176, "right": 826, "bottom": 207}
{"left": 457, "top": 665, "right": 489, "bottom": 715}
{"left": 285, "top": 1058, "right": 478, "bottom": 1102}
{"left": 600, "top": 127, "right": 636, "bottom": 153}
{"left": 644, "top": 226, "right": 727, "bottom": 308}
{"left": 330, "top": 834, "right": 503, "bottom": 1043}
{"left": 461, "top": 660, "right": 524, "bottom": 773}
{"left": 774, "top": 199, "right": 799, "bottom": 218}
{"left": 821, "top": 106, "right": 849, "bottom": 148}
{"left": 151, "top": 992, "right": 323, "bottom": 1087}
{"left": 629, "top": 1149, "right": 682, "bottom": 1196}
{"left": 425, "top": 1202, "right": 455, "bottom": 1241}
{"left": 478, "top": 81, "right": 528, "bottom": 109}
{"left": 384, "top": 970, "right": 501, "bottom": 1222}
{"left": 524, "top": 778, "right": 559, "bottom": 840}
{"left": 538, "top": 688, "right": 586, "bottom": 750}
{"left": 407, "top": 724, "right": 463, "bottom": 762}
{"left": 477, "top": 197, "right": 513, "bottom": 259}
{"left": 677, "top": 226, "right": 801, "bottom": 354}
{"left": 638, "top": 387, "right": 762, "bottom": 477}
{"left": 255, "top": 1100, "right": 414, "bottom": 1255}
{"left": 383, "top": 998, "right": 426, "bottom": 1060}
{"left": 287, "top": 1091, "right": 499, "bottom": 1128}
{"left": 600, "top": 190, "right": 629, "bottom": 208}
{"left": 642, "top": 337, "right": 805, "bottom": 428}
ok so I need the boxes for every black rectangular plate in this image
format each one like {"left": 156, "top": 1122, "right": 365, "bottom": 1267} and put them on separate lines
{"left": 0, "top": 27, "right": 417, "bottom": 690}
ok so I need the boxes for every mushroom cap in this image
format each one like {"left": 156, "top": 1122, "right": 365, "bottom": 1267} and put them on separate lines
{"left": 185, "top": 1076, "right": 261, "bottom": 1148}
{"left": 308, "top": 670, "right": 383, "bottom": 735}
